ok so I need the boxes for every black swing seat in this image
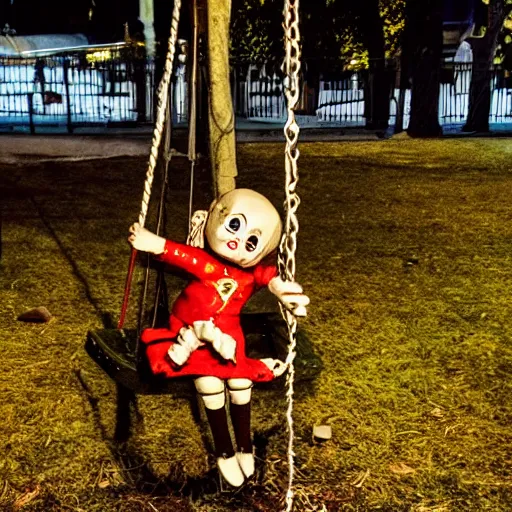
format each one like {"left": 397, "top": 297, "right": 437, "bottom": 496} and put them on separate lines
{"left": 85, "top": 313, "right": 322, "bottom": 396}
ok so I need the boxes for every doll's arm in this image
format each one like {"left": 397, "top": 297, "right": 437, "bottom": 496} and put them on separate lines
{"left": 128, "top": 223, "right": 222, "bottom": 279}
{"left": 128, "top": 223, "right": 166, "bottom": 254}
{"left": 268, "top": 276, "right": 310, "bottom": 317}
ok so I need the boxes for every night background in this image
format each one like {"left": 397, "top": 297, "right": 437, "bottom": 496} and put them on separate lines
{"left": 2, "top": 1, "right": 512, "bottom": 511}
{"left": 0, "top": 0, "right": 177, "bottom": 47}
{"left": 0, "top": 0, "right": 132, "bottom": 40}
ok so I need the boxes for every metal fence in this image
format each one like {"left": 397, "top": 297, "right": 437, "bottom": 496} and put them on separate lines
{"left": 315, "top": 73, "right": 365, "bottom": 125}
{"left": 233, "top": 66, "right": 286, "bottom": 120}
{"left": 0, "top": 49, "right": 155, "bottom": 133}
{"left": 438, "top": 63, "right": 472, "bottom": 125}
{"left": 3, "top": 55, "right": 512, "bottom": 132}
{"left": 235, "top": 62, "right": 512, "bottom": 128}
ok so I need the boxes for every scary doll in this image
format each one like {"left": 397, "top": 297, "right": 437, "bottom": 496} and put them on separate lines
{"left": 128, "top": 188, "right": 309, "bottom": 487}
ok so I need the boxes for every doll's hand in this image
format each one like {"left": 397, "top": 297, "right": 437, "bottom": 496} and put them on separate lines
{"left": 268, "top": 276, "right": 310, "bottom": 317}
{"left": 260, "top": 358, "right": 287, "bottom": 377}
{"left": 168, "top": 327, "right": 205, "bottom": 366}
{"left": 128, "top": 223, "right": 166, "bottom": 254}
{"left": 193, "top": 320, "right": 237, "bottom": 362}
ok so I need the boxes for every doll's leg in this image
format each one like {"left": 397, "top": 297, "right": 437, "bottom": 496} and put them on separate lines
{"left": 227, "top": 378, "right": 255, "bottom": 478}
{"left": 194, "top": 376, "right": 245, "bottom": 487}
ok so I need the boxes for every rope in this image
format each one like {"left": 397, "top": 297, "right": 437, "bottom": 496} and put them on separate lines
{"left": 117, "top": 0, "right": 182, "bottom": 329}
{"left": 139, "top": 0, "right": 182, "bottom": 229}
{"left": 188, "top": 0, "right": 199, "bottom": 228}
{"left": 279, "top": 0, "right": 301, "bottom": 509}
{"left": 148, "top": 101, "right": 173, "bottom": 333}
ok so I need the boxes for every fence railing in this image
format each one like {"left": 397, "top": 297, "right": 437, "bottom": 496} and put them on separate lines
{"left": 315, "top": 74, "right": 365, "bottom": 125}
{"left": 0, "top": 50, "right": 155, "bottom": 133}
{"left": 235, "top": 62, "right": 512, "bottom": 128}
{"left": 2, "top": 54, "right": 512, "bottom": 132}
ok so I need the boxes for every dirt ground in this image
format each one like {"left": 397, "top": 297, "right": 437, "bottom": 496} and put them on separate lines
{"left": 1, "top": 137, "right": 512, "bottom": 511}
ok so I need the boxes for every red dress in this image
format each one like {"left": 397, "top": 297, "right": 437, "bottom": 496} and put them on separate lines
{"left": 140, "top": 240, "right": 278, "bottom": 382}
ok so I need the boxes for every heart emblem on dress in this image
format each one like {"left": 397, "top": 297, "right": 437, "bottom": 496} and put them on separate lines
{"left": 214, "top": 278, "right": 238, "bottom": 303}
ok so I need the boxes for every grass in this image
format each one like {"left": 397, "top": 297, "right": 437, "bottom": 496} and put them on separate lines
{"left": 1, "top": 137, "right": 512, "bottom": 511}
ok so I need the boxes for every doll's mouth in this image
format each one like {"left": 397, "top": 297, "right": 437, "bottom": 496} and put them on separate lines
{"left": 227, "top": 240, "right": 238, "bottom": 250}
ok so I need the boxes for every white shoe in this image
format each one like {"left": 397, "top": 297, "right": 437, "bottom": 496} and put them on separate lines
{"left": 217, "top": 455, "right": 245, "bottom": 487}
{"left": 236, "top": 452, "right": 255, "bottom": 478}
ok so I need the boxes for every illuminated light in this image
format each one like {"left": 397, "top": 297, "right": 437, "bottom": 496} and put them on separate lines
{"left": 20, "top": 41, "right": 128, "bottom": 56}
{"left": 86, "top": 50, "right": 112, "bottom": 63}
{"left": 350, "top": 59, "right": 358, "bottom": 66}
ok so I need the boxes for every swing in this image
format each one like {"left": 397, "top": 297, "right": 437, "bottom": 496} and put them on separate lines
{"left": 86, "top": 0, "right": 320, "bottom": 394}
{"left": 85, "top": 0, "right": 316, "bottom": 506}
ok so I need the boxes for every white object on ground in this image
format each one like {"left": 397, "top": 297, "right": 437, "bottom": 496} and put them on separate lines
{"left": 313, "top": 425, "right": 332, "bottom": 441}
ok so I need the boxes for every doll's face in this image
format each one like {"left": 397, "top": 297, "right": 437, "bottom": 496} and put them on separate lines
{"left": 205, "top": 189, "right": 282, "bottom": 268}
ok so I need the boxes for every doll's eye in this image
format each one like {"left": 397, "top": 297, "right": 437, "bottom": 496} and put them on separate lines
{"left": 226, "top": 216, "right": 243, "bottom": 233}
{"left": 229, "top": 218, "right": 240, "bottom": 231}
{"left": 246, "top": 235, "right": 259, "bottom": 252}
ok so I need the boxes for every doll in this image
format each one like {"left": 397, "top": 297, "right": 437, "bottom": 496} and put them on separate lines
{"left": 128, "top": 188, "right": 309, "bottom": 487}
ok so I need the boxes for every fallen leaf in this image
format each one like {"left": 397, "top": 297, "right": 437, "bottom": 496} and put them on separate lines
{"left": 390, "top": 462, "right": 416, "bottom": 475}
{"left": 14, "top": 485, "right": 40, "bottom": 509}
{"left": 351, "top": 469, "right": 370, "bottom": 487}
{"left": 430, "top": 407, "right": 444, "bottom": 418}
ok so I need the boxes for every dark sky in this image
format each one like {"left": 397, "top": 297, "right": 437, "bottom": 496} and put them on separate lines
{"left": 443, "top": 0, "right": 475, "bottom": 24}
{"left": 0, "top": 0, "right": 138, "bottom": 41}
{"left": 1, "top": 0, "right": 484, "bottom": 45}
{"left": 0, "top": 0, "right": 181, "bottom": 47}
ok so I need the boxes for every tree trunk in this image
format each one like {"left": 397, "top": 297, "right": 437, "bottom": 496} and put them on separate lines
{"left": 192, "top": 0, "right": 210, "bottom": 159}
{"left": 206, "top": 0, "right": 237, "bottom": 198}
{"left": 394, "top": 18, "right": 411, "bottom": 135}
{"left": 394, "top": 84, "right": 406, "bottom": 134}
{"left": 463, "top": 0, "right": 506, "bottom": 133}
{"left": 406, "top": 0, "right": 443, "bottom": 138}
{"left": 361, "top": 0, "right": 390, "bottom": 130}
{"left": 139, "top": 0, "right": 156, "bottom": 57}
{"left": 365, "top": 61, "right": 391, "bottom": 130}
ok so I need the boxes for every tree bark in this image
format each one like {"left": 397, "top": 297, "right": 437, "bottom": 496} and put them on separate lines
{"left": 361, "top": 0, "right": 390, "bottom": 131}
{"left": 463, "top": 0, "right": 506, "bottom": 133}
{"left": 406, "top": 0, "right": 443, "bottom": 138}
{"left": 191, "top": 0, "right": 210, "bottom": 159}
{"left": 206, "top": 0, "right": 237, "bottom": 198}
{"left": 394, "top": 14, "right": 411, "bottom": 135}
{"left": 139, "top": 0, "right": 156, "bottom": 57}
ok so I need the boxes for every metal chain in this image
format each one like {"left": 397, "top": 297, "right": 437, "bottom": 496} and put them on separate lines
{"left": 138, "top": 0, "right": 182, "bottom": 228}
{"left": 279, "top": 0, "right": 301, "bottom": 509}
{"left": 132, "top": 3, "right": 301, "bottom": 509}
